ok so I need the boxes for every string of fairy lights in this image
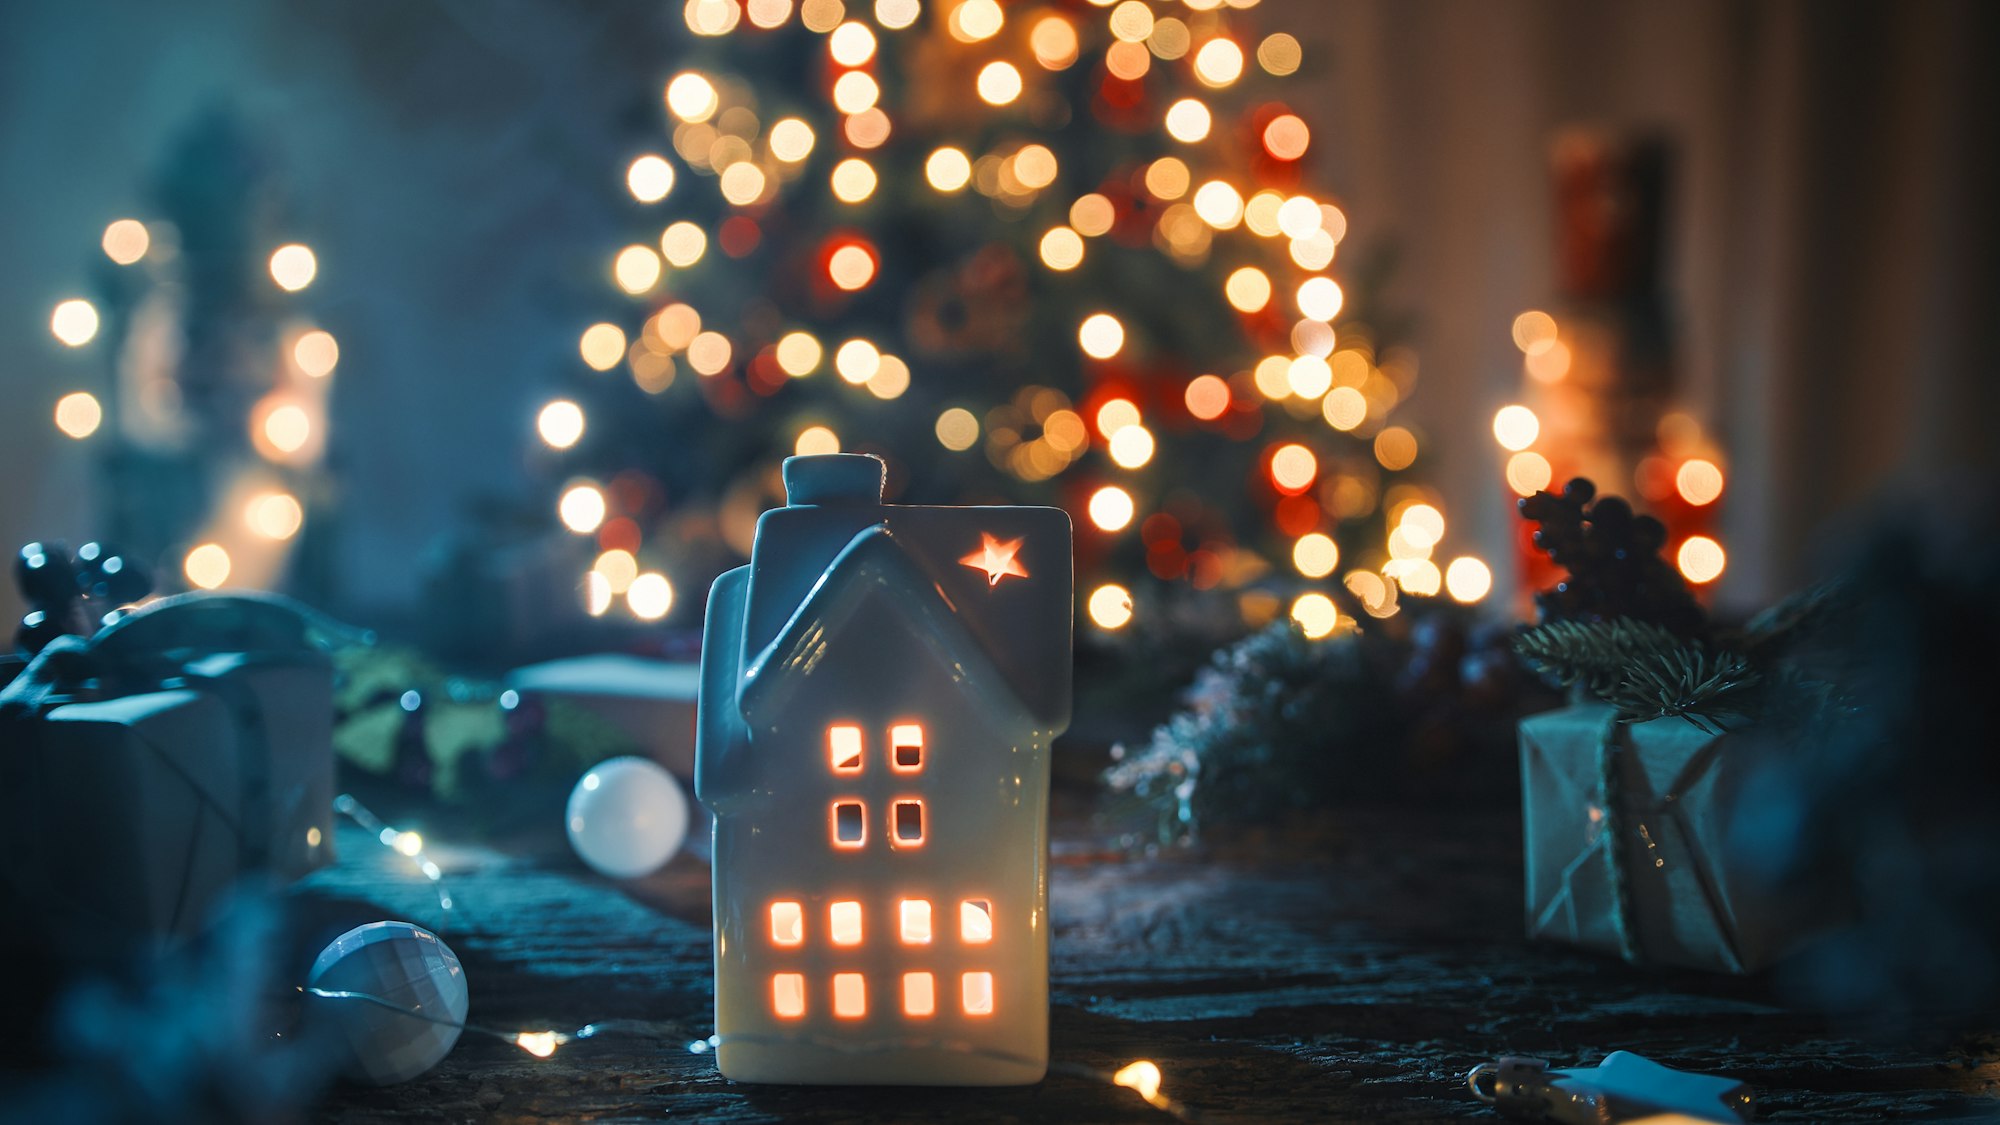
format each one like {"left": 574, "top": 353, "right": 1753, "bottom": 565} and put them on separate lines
{"left": 46, "top": 224, "right": 333, "bottom": 593}
{"left": 535, "top": 0, "right": 1504, "bottom": 640}
{"left": 321, "top": 795, "right": 1199, "bottom": 1120}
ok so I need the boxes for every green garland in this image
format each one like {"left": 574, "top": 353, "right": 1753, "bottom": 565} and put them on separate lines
{"left": 1512, "top": 618, "right": 1756, "bottom": 733}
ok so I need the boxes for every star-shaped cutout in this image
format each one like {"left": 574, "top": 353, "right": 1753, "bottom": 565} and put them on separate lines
{"left": 960, "top": 532, "right": 1029, "bottom": 587}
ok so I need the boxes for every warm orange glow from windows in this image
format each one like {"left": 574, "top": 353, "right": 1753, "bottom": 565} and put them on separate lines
{"left": 891, "top": 723, "right": 924, "bottom": 770}
{"left": 772, "top": 973, "right": 806, "bottom": 1018}
{"left": 900, "top": 899, "right": 932, "bottom": 944}
{"left": 902, "top": 972, "right": 936, "bottom": 1017}
{"left": 829, "top": 723, "right": 864, "bottom": 772}
{"left": 832, "top": 800, "right": 866, "bottom": 847}
{"left": 961, "top": 899, "right": 994, "bottom": 943}
{"left": 959, "top": 532, "right": 1029, "bottom": 586}
{"left": 833, "top": 972, "right": 867, "bottom": 1018}
{"left": 770, "top": 901, "right": 804, "bottom": 946}
{"left": 829, "top": 901, "right": 863, "bottom": 945}
{"left": 962, "top": 971, "right": 995, "bottom": 1015}
{"left": 893, "top": 799, "right": 925, "bottom": 845}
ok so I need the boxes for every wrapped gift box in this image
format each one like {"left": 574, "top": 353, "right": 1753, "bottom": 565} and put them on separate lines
{"left": 0, "top": 594, "right": 337, "bottom": 955}
{"left": 1520, "top": 701, "right": 1803, "bottom": 973}
{"left": 0, "top": 685, "right": 242, "bottom": 956}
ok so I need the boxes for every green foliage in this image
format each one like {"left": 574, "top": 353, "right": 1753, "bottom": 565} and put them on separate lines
{"left": 1513, "top": 617, "right": 1757, "bottom": 732}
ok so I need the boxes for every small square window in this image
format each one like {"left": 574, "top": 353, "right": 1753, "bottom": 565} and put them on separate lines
{"left": 961, "top": 971, "right": 994, "bottom": 1016}
{"left": 829, "top": 900, "right": 863, "bottom": 946}
{"left": 769, "top": 901, "right": 803, "bottom": 946}
{"left": 828, "top": 724, "right": 863, "bottom": 773}
{"left": 832, "top": 800, "right": 865, "bottom": 847}
{"left": 772, "top": 973, "right": 806, "bottom": 1018}
{"left": 891, "top": 723, "right": 924, "bottom": 771}
{"left": 832, "top": 972, "right": 867, "bottom": 1019}
{"left": 902, "top": 972, "right": 935, "bottom": 1017}
{"left": 899, "top": 899, "right": 932, "bottom": 944}
{"left": 960, "top": 899, "right": 993, "bottom": 944}
{"left": 892, "top": 799, "right": 924, "bottom": 845}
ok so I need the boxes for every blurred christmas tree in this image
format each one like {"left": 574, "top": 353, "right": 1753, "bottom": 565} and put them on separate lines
{"left": 46, "top": 108, "right": 337, "bottom": 600}
{"left": 540, "top": 0, "right": 1480, "bottom": 635}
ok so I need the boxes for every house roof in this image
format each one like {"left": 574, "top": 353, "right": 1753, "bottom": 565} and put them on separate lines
{"left": 737, "top": 525, "right": 1031, "bottom": 731}
{"left": 732, "top": 455, "right": 1072, "bottom": 731}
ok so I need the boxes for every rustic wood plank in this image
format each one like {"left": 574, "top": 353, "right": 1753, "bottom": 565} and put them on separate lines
{"left": 300, "top": 806, "right": 2000, "bottom": 1122}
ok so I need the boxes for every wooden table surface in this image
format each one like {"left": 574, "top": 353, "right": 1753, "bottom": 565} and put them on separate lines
{"left": 299, "top": 801, "right": 2000, "bottom": 1123}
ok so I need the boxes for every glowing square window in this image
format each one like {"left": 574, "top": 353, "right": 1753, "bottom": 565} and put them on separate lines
{"left": 829, "top": 900, "right": 863, "bottom": 946}
{"left": 832, "top": 800, "right": 865, "bottom": 847}
{"left": 960, "top": 899, "right": 993, "bottom": 943}
{"left": 833, "top": 972, "right": 867, "bottom": 1019}
{"left": 961, "top": 971, "right": 994, "bottom": 1016}
{"left": 828, "top": 724, "right": 863, "bottom": 773}
{"left": 772, "top": 973, "right": 806, "bottom": 1018}
{"left": 902, "top": 972, "right": 936, "bottom": 1017}
{"left": 899, "top": 898, "right": 932, "bottom": 944}
{"left": 891, "top": 723, "right": 924, "bottom": 771}
{"left": 769, "top": 901, "right": 804, "bottom": 946}
{"left": 892, "top": 799, "right": 924, "bottom": 845}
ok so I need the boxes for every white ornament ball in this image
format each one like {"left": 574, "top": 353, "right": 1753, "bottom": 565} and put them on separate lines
{"left": 566, "top": 755, "right": 690, "bottom": 879}
{"left": 308, "top": 921, "right": 468, "bottom": 1085}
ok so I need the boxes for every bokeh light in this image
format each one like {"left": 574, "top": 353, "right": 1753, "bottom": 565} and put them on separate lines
{"left": 580, "top": 323, "right": 628, "bottom": 370}
{"left": 294, "top": 330, "right": 339, "bottom": 378}
{"left": 770, "top": 117, "right": 816, "bottom": 162}
{"left": 559, "top": 484, "right": 608, "bottom": 533}
{"left": 1257, "top": 32, "right": 1302, "bottom": 75}
{"left": 1492, "top": 404, "right": 1540, "bottom": 451}
{"left": 184, "top": 544, "right": 231, "bottom": 590}
{"left": 827, "top": 243, "right": 877, "bottom": 290}
{"left": 1678, "top": 536, "right": 1726, "bottom": 584}
{"left": 1296, "top": 277, "right": 1343, "bottom": 321}
{"left": 1185, "top": 375, "right": 1230, "bottom": 420}
{"left": 627, "top": 155, "right": 676, "bottom": 202}
{"left": 831, "top": 158, "right": 878, "bottom": 203}
{"left": 627, "top": 572, "right": 675, "bottom": 620}
{"left": 538, "top": 400, "right": 586, "bottom": 449}
{"left": 51, "top": 299, "right": 100, "bottom": 347}
{"left": 661, "top": 221, "right": 708, "bottom": 267}
{"left": 269, "top": 244, "right": 317, "bottom": 291}
{"left": 1444, "top": 557, "right": 1492, "bottom": 603}
{"left": 835, "top": 338, "right": 880, "bottom": 384}
{"left": 1193, "top": 37, "right": 1244, "bottom": 86}
{"left": 1676, "top": 459, "right": 1725, "bottom": 506}
{"left": 1505, "top": 451, "right": 1553, "bottom": 496}
{"left": 1039, "top": 227, "right": 1084, "bottom": 271}
{"left": 936, "top": 407, "right": 980, "bottom": 451}
{"left": 262, "top": 404, "right": 312, "bottom": 455}
{"left": 594, "top": 549, "right": 639, "bottom": 594}
{"left": 1108, "top": 425, "right": 1155, "bottom": 469}
{"left": 1088, "top": 485, "right": 1135, "bottom": 532}
{"left": 615, "top": 245, "right": 663, "bottom": 293}
{"left": 1031, "top": 15, "right": 1079, "bottom": 68}
{"left": 1290, "top": 592, "right": 1339, "bottom": 639}
{"left": 1078, "top": 313, "right": 1125, "bottom": 359}
{"left": 796, "top": 425, "right": 840, "bottom": 456}
{"left": 776, "top": 331, "right": 823, "bottom": 376}
{"left": 1087, "top": 584, "right": 1134, "bottom": 630}
{"left": 951, "top": 0, "right": 1004, "bottom": 41}
{"left": 102, "top": 219, "right": 150, "bottom": 265}
{"left": 1293, "top": 532, "right": 1338, "bottom": 578}
{"left": 1374, "top": 427, "right": 1418, "bottom": 471}
{"left": 246, "top": 492, "right": 304, "bottom": 540}
{"left": 829, "top": 21, "right": 877, "bottom": 65}
{"left": 1262, "top": 114, "right": 1309, "bottom": 160}
{"left": 1193, "top": 181, "right": 1244, "bottom": 229}
{"left": 54, "top": 392, "right": 103, "bottom": 439}
{"left": 977, "top": 61, "right": 1023, "bottom": 105}
{"left": 1224, "top": 266, "right": 1272, "bottom": 313}
{"left": 1164, "top": 99, "right": 1211, "bottom": 143}
{"left": 1270, "top": 443, "right": 1317, "bottom": 492}
{"left": 1511, "top": 310, "right": 1558, "bottom": 355}
{"left": 926, "top": 147, "right": 972, "bottom": 192}
{"left": 666, "top": 73, "right": 720, "bottom": 122}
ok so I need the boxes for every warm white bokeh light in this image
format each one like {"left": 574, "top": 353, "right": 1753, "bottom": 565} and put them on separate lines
{"left": 1088, "top": 584, "right": 1134, "bottom": 630}
{"left": 54, "top": 392, "right": 103, "bottom": 439}
{"left": 50, "top": 299, "right": 100, "bottom": 347}
{"left": 184, "top": 544, "right": 232, "bottom": 590}
{"left": 1088, "top": 485, "right": 1135, "bottom": 532}
{"left": 269, "top": 244, "right": 317, "bottom": 291}
{"left": 538, "top": 400, "right": 586, "bottom": 449}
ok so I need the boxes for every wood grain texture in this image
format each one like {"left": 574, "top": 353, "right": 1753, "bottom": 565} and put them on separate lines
{"left": 301, "top": 806, "right": 2000, "bottom": 1122}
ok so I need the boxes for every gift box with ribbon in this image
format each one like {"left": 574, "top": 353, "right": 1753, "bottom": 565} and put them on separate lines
{"left": 0, "top": 593, "right": 337, "bottom": 955}
{"left": 1519, "top": 701, "right": 1801, "bottom": 973}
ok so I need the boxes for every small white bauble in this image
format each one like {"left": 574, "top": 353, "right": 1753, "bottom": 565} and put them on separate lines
{"left": 566, "top": 755, "right": 690, "bottom": 879}
{"left": 308, "top": 921, "right": 468, "bottom": 1085}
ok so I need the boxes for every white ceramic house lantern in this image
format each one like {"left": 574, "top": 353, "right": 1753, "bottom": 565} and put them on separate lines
{"left": 696, "top": 453, "right": 1072, "bottom": 1085}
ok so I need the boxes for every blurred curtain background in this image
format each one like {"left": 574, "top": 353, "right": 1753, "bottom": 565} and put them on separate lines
{"left": 2, "top": 0, "right": 1992, "bottom": 628}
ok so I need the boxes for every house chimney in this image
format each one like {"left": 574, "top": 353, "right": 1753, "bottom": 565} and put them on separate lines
{"left": 782, "top": 453, "right": 886, "bottom": 507}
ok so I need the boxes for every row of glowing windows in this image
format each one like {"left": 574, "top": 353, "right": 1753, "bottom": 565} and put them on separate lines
{"left": 772, "top": 970, "right": 995, "bottom": 1020}
{"left": 770, "top": 898, "right": 993, "bottom": 947}
{"left": 829, "top": 722, "right": 923, "bottom": 773}
{"left": 830, "top": 797, "right": 924, "bottom": 848}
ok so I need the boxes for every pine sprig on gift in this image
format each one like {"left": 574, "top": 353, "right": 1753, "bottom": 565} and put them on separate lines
{"left": 1513, "top": 617, "right": 1757, "bottom": 731}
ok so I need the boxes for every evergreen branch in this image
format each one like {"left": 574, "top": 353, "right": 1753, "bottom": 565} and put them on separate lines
{"left": 1514, "top": 617, "right": 1758, "bottom": 728}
